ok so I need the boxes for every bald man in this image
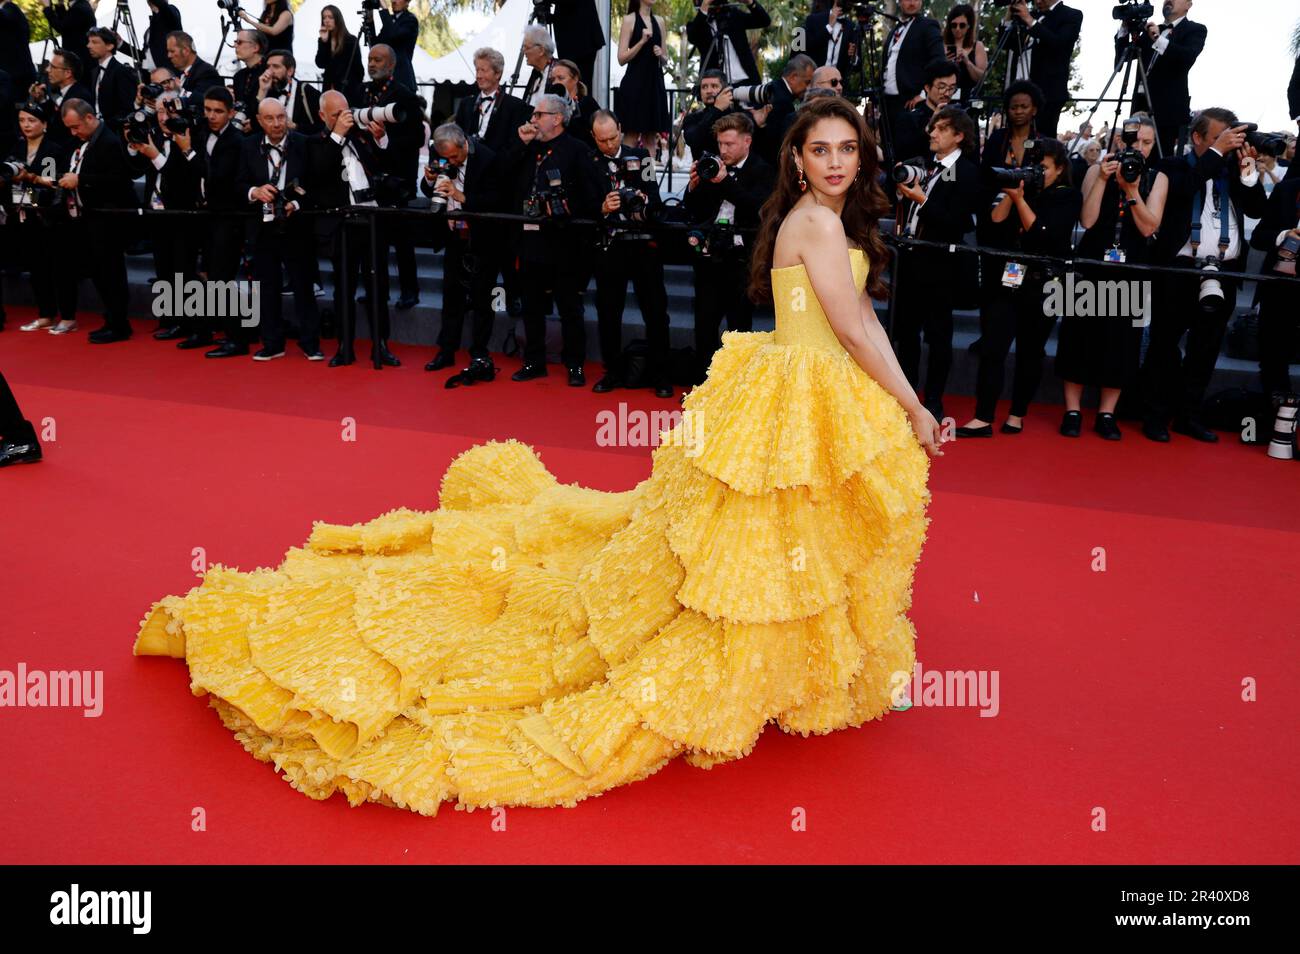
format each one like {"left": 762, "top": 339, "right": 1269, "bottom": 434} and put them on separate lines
{"left": 811, "top": 66, "right": 843, "bottom": 95}
{"left": 236, "top": 98, "right": 321, "bottom": 361}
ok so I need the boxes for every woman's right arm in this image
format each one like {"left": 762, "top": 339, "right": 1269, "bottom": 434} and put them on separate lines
{"left": 617, "top": 17, "right": 640, "bottom": 66}
{"left": 1079, "top": 162, "right": 1105, "bottom": 229}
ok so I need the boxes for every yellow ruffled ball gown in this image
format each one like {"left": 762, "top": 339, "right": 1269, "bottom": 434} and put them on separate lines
{"left": 134, "top": 248, "right": 931, "bottom": 815}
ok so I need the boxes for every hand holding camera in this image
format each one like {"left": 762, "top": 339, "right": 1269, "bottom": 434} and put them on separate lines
{"left": 251, "top": 183, "right": 279, "bottom": 204}
{"left": 1211, "top": 123, "right": 1249, "bottom": 156}
{"left": 334, "top": 108, "right": 355, "bottom": 137}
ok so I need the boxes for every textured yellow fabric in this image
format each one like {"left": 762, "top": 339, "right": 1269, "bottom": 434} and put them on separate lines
{"left": 134, "top": 249, "right": 932, "bottom": 813}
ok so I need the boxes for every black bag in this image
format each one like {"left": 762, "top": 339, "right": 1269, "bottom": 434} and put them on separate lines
{"left": 1201, "top": 387, "right": 1274, "bottom": 443}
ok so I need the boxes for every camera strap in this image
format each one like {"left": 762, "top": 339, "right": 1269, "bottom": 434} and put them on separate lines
{"left": 1188, "top": 154, "right": 1231, "bottom": 259}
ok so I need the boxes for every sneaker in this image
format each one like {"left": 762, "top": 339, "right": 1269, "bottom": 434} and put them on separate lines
{"left": 303, "top": 349, "right": 325, "bottom": 361}
{"left": 20, "top": 318, "right": 55, "bottom": 331}
{"left": 313, "top": 283, "right": 326, "bottom": 299}
{"left": 252, "top": 347, "right": 285, "bottom": 361}
{"left": 48, "top": 321, "right": 78, "bottom": 335}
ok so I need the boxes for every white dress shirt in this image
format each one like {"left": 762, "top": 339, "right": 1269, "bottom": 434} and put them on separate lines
{"left": 825, "top": 21, "right": 844, "bottom": 68}
{"left": 884, "top": 17, "right": 915, "bottom": 96}
{"left": 1175, "top": 149, "right": 1259, "bottom": 261}
{"left": 905, "top": 148, "right": 960, "bottom": 236}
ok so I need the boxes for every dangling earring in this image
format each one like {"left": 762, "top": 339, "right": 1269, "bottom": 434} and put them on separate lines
{"left": 797, "top": 167, "right": 807, "bottom": 192}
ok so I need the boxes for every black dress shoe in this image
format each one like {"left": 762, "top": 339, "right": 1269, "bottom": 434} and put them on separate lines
{"left": 0, "top": 438, "right": 42, "bottom": 467}
{"left": 329, "top": 352, "right": 355, "bottom": 367}
{"left": 512, "top": 362, "right": 548, "bottom": 381}
{"left": 445, "top": 357, "right": 497, "bottom": 389}
{"left": 395, "top": 296, "right": 419, "bottom": 311}
{"left": 376, "top": 341, "right": 400, "bottom": 367}
{"left": 177, "top": 333, "right": 214, "bottom": 350}
{"left": 153, "top": 325, "right": 185, "bottom": 340}
{"left": 1171, "top": 416, "right": 1218, "bottom": 443}
{"left": 205, "top": 341, "right": 249, "bottom": 358}
{"left": 425, "top": 349, "right": 456, "bottom": 372}
{"left": 567, "top": 366, "right": 586, "bottom": 387}
{"left": 1094, "top": 412, "right": 1122, "bottom": 441}
{"left": 955, "top": 423, "right": 993, "bottom": 438}
{"left": 88, "top": 327, "right": 131, "bottom": 344}
{"left": 1000, "top": 420, "right": 1023, "bottom": 434}
{"left": 654, "top": 382, "right": 674, "bottom": 399}
{"left": 1059, "top": 410, "right": 1083, "bottom": 437}
{"left": 592, "top": 374, "right": 622, "bottom": 393}
{"left": 1142, "top": 418, "right": 1170, "bottom": 442}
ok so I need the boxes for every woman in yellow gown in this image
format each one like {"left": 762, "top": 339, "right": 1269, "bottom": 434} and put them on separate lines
{"left": 133, "top": 97, "right": 944, "bottom": 815}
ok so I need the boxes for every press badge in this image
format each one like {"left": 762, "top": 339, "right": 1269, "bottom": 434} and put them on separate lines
{"left": 523, "top": 223, "right": 541, "bottom": 231}
{"left": 1104, "top": 246, "right": 1126, "bottom": 263}
{"left": 1000, "top": 261, "right": 1026, "bottom": 288}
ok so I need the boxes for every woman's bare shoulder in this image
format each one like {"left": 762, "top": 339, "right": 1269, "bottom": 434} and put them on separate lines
{"left": 774, "top": 205, "right": 850, "bottom": 265}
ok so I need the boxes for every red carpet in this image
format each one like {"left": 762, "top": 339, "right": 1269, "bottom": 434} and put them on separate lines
{"left": 2, "top": 310, "right": 1297, "bottom": 865}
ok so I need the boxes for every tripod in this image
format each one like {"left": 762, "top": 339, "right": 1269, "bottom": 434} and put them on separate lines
{"left": 112, "top": 0, "right": 146, "bottom": 80}
{"left": 852, "top": 4, "right": 897, "bottom": 164}
{"left": 1071, "top": 27, "right": 1163, "bottom": 160}
{"left": 211, "top": 12, "right": 240, "bottom": 77}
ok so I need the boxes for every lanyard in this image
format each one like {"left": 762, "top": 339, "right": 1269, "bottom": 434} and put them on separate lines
{"left": 1187, "top": 152, "right": 1230, "bottom": 257}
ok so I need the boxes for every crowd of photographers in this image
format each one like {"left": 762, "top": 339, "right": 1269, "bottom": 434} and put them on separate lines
{"left": 1, "top": 0, "right": 1299, "bottom": 455}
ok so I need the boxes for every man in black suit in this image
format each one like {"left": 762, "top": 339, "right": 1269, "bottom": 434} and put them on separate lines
{"left": 687, "top": 0, "right": 771, "bottom": 86}
{"left": 520, "top": 25, "right": 559, "bottom": 106}
{"left": 1250, "top": 174, "right": 1300, "bottom": 401}
{"left": 802, "top": 0, "right": 858, "bottom": 78}
{"left": 236, "top": 98, "right": 320, "bottom": 361}
{"left": 143, "top": 2, "right": 183, "bottom": 71}
{"left": 1005, "top": 0, "right": 1083, "bottom": 139}
{"left": 684, "top": 111, "right": 774, "bottom": 385}
{"left": 421, "top": 122, "right": 504, "bottom": 384}
{"left": 40, "top": 1, "right": 95, "bottom": 80}
{"left": 0, "top": 0, "right": 37, "bottom": 93}
{"left": 454, "top": 47, "right": 530, "bottom": 154}
{"left": 256, "top": 50, "right": 322, "bottom": 136}
{"left": 1116, "top": 0, "right": 1206, "bottom": 156}
{"left": 165, "top": 32, "right": 222, "bottom": 103}
{"left": 193, "top": 88, "right": 253, "bottom": 359}
{"left": 57, "top": 98, "right": 139, "bottom": 343}
{"left": 1141, "top": 108, "right": 1270, "bottom": 443}
{"left": 29, "top": 51, "right": 91, "bottom": 148}
{"left": 892, "top": 106, "right": 981, "bottom": 421}
{"left": 891, "top": 58, "right": 958, "bottom": 167}
{"left": 879, "top": 0, "right": 944, "bottom": 158}
{"left": 587, "top": 110, "right": 673, "bottom": 398}
{"left": 550, "top": 0, "right": 605, "bottom": 89}
{"left": 350, "top": 44, "right": 423, "bottom": 316}
{"left": 376, "top": 0, "right": 419, "bottom": 93}
{"left": 498, "top": 92, "right": 607, "bottom": 385}
{"left": 752, "top": 53, "right": 814, "bottom": 167}
{"left": 85, "top": 28, "right": 139, "bottom": 126}
{"left": 683, "top": 70, "right": 743, "bottom": 160}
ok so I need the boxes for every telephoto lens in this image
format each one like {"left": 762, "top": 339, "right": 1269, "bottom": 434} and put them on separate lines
{"left": 892, "top": 160, "right": 928, "bottom": 185}
{"left": 696, "top": 152, "right": 722, "bottom": 182}
{"left": 354, "top": 103, "right": 405, "bottom": 127}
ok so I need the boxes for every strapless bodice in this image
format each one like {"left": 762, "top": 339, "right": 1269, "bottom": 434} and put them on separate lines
{"left": 771, "top": 247, "right": 868, "bottom": 353}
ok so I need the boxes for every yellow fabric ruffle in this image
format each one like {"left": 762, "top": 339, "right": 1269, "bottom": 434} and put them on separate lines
{"left": 134, "top": 255, "right": 931, "bottom": 814}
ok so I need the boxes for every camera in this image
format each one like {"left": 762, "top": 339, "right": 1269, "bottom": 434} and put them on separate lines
{"left": 271, "top": 178, "right": 305, "bottom": 221}
{"left": 427, "top": 157, "right": 451, "bottom": 212}
{"left": 531, "top": 0, "right": 553, "bottom": 24}
{"left": 353, "top": 103, "right": 405, "bottom": 127}
{"left": 216, "top": 0, "right": 242, "bottom": 15}
{"left": 523, "top": 168, "right": 569, "bottom": 219}
{"left": 1111, "top": 118, "right": 1146, "bottom": 183}
{"left": 360, "top": 0, "right": 381, "bottom": 7}
{"left": 696, "top": 151, "right": 723, "bottom": 182}
{"left": 1197, "top": 256, "right": 1225, "bottom": 312}
{"left": 731, "top": 82, "right": 776, "bottom": 109}
{"left": 0, "top": 159, "right": 26, "bottom": 185}
{"left": 990, "top": 138, "right": 1046, "bottom": 193}
{"left": 123, "top": 108, "right": 155, "bottom": 145}
{"left": 1112, "top": 1, "right": 1154, "bottom": 24}
{"left": 614, "top": 188, "right": 647, "bottom": 218}
{"left": 892, "top": 158, "right": 928, "bottom": 186}
{"left": 687, "top": 221, "right": 736, "bottom": 257}
{"left": 1238, "top": 123, "right": 1287, "bottom": 158}
{"left": 140, "top": 83, "right": 166, "bottom": 102}
{"left": 232, "top": 100, "right": 252, "bottom": 129}
{"left": 162, "top": 98, "right": 202, "bottom": 135}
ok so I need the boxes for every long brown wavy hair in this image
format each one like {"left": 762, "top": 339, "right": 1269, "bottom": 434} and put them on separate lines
{"left": 748, "top": 97, "right": 891, "bottom": 304}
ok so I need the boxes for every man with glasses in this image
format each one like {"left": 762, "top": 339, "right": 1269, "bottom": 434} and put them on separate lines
{"left": 520, "top": 25, "right": 557, "bottom": 107}
{"left": 231, "top": 30, "right": 268, "bottom": 108}
{"left": 892, "top": 59, "right": 959, "bottom": 164}
{"left": 39, "top": 0, "right": 94, "bottom": 79}
{"left": 29, "top": 50, "right": 90, "bottom": 147}
{"left": 810, "top": 66, "right": 843, "bottom": 96}
{"left": 499, "top": 93, "right": 605, "bottom": 386}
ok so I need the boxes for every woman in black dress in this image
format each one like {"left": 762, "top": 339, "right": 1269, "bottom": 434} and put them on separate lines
{"left": 242, "top": 0, "right": 294, "bottom": 55}
{"left": 958, "top": 138, "right": 1082, "bottom": 437}
{"left": 316, "top": 4, "right": 363, "bottom": 103}
{"left": 1058, "top": 116, "right": 1168, "bottom": 439}
{"left": 6, "top": 101, "right": 73, "bottom": 334}
{"left": 616, "top": 0, "right": 670, "bottom": 154}
{"left": 550, "top": 60, "right": 601, "bottom": 150}
{"left": 943, "top": 4, "right": 987, "bottom": 107}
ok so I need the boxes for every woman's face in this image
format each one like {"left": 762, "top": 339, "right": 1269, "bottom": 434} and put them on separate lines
{"left": 1083, "top": 142, "right": 1101, "bottom": 163}
{"left": 1007, "top": 93, "right": 1036, "bottom": 129}
{"left": 796, "top": 116, "right": 860, "bottom": 200}
{"left": 552, "top": 65, "right": 577, "bottom": 95}
{"left": 1042, "top": 155, "right": 1062, "bottom": 189}
{"left": 322, "top": 10, "right": 335, "bottom": 30}
{"left": 19, "top": 112, "right": 45, "bottom": 140}
{"left": 949, "top": 16, "right": 969, "bottom": 40}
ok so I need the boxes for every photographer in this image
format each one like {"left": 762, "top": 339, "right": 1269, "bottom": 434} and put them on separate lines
{"left": 39, "top": 1, "right": 94, "bottom": 79}
{"left": 30, "top": 51, "right": 91, "bottom": 148}
{"left": 257, "top": 50, "right": 322, "bottom": 135}
{"left": 587, "top": 110, "right": 672, "bottom": 399}
{"left": 750, "top": 53, "right": 815, "bottom": 167}
{"left": 231, "top": 30, "right": 268, "bottom": 108}
{"left": 352, "top": 43, "right": 423, "bottom": 315}
{"left": 498, "top": 92, "right": 605, "bottom": 385}
{"left": 165, "top": 32, "right": 221, "bottom": 102}
{"left": 58, "top": 98, "right": 138, "bottom": 344}
{"left": 375, "top": 0, "right": 419, "bottom": 93}
{"left": 6, "top": 100, "right": 74, "bottom": 335}
{"left": 420, "top": 122, "right": 503, "bottom": 385}
{"left": 317, "top": 5, "right": 364, "bottom": 104}
{"left": 686, "top": 0, "right": 771, "bottom": 87}
{"left": 879, "top": 0, "right": 944, "bottom": 150}
{"left": 1250, "top": 171, "right": 1300, "bottom": 401}
{"left": 85, "top": 28, "right": 137, "bottom": 127}
{"left": 1058, "top": 115, "right": 1168, "bottom": 440}
{"left": 140, "top": 3, "right": 183, "bottom": 72}
{"left": 550, "top": 1, "right": 606, "bottom": 90}
{"left": 193, "top": 87, "right": 251, "bottom": 359}
{"left": 957, "top": 137, "right": 1080, "bottom": 437}
{"left": 240, "top": 1, "right": 295, "bottom": 59}
{"left": 236, "top": 98, "right": 321, "bottom": 362}
{"left": 682, "top": 69, "right": 740, "bottom": 160}
{"left": 127, "top": 88, "right": 206, "bottom": 347}
{"left": 454, "top": 48, "right": 531, "bottom": 153}
{"left": 803, "top": 1, "right": 859, "bottom": 79}
{"left": 1140, "top": 108, "right": 1269, "bottom": 443}
{"left": 1115, "top": 0, "right": 1206, "bottom": 156}
{"left": 684, "top": 110, "right": 773, "bottom": 385}
{"left": 1005, "top": 0, "right": 1083, "bottom": 139}
{"left": 892, "top": 58, "right": 959, "bottom": 168}
{"left": 894, "top": 106, "right": 981, "bottom": 423}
